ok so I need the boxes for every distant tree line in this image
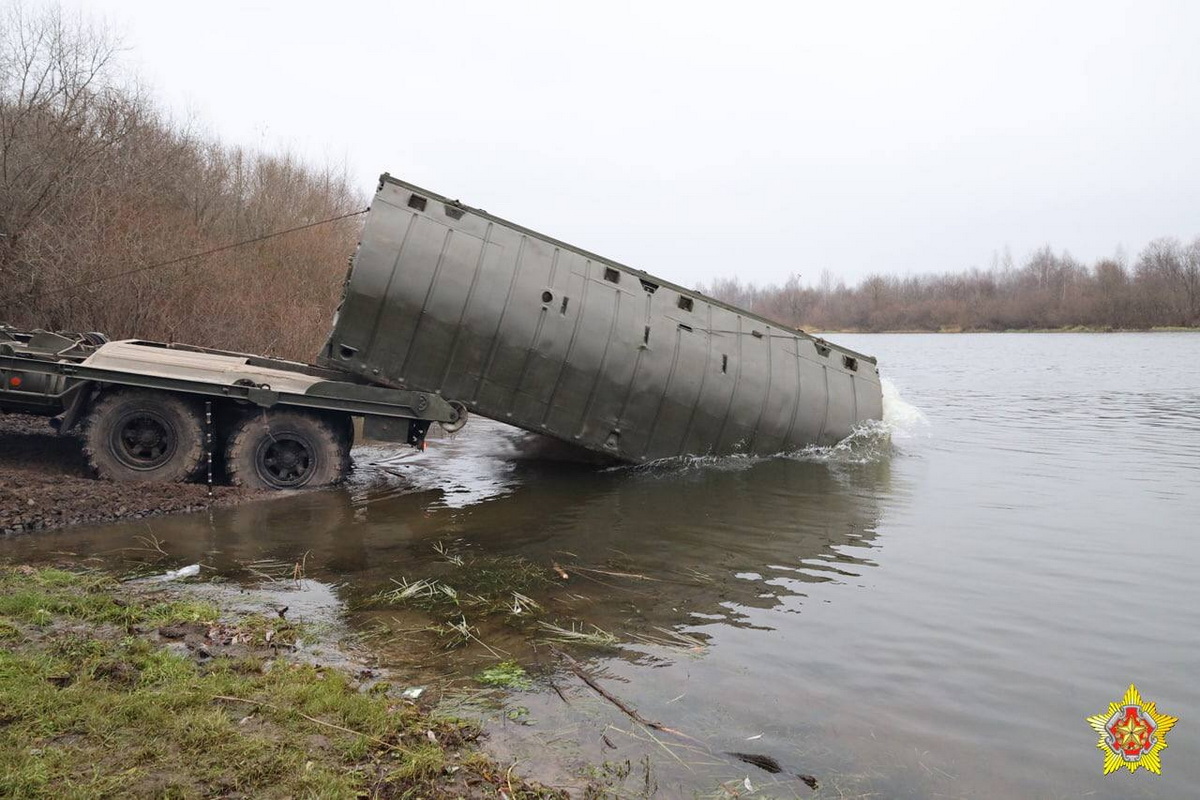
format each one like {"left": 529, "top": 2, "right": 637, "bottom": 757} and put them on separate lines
{"left": 1, "top": 4, "right": 362, "bottom": 361}
{"left": 702, "top": 239, "right": 1200, "bottom": 334}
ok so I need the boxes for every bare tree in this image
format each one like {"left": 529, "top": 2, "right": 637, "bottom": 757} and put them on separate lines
{"left": 0, "top": 4, "right": 139, "bottom": 241}
{"left": 1136, "top": 237, "right": 1193, "bottom": 326}
{"left": 1092, "top": 258, "right": 1129, "bottom": 328}
{"left": 1181, "top": 238, "right": 1200, "bottom": 325}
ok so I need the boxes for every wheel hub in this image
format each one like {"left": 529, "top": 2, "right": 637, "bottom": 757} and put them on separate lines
{"left": 256, "top": 435, "right": 316, "bottom": 488}
{"left": 112, "top": 413, "right": 175, "bottom": 470}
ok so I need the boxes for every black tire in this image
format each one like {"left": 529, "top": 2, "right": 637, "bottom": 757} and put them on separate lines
{"left": 84, "top": 390, "right": 206, "bottom": 482}
{"left": 226, "top": 410, "right": 350, "bottom": 490}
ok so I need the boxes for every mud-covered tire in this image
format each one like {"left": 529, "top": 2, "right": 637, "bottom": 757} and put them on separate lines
{"left": 225, "top": 410, "right": 350, "bottom": 490}
{"left": 84, "top": 390, "right": 206, "bottom": 482}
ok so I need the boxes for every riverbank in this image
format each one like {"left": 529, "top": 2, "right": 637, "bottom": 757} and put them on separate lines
{"left": 0, "top": 564, "right": 566, "bottom": 798}
{"left": 0, "top": 413, "right": 250, "bottom": 535}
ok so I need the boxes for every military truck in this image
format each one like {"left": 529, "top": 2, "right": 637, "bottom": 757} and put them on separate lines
{"left": 1, "top": 173, "right": 882, "bottom": 489}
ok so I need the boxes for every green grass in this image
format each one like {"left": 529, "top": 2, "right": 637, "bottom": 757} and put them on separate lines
{"left": 0, "top": 567, "right": 218, "bottom": 628}
{"left": 0, "top": 566, "right": 564, "bottom": 799}
{"left": 475, "top": 661, "right": 533, "bottom": 690}
{"left": 364, "top": 552, "right": 561, "bottom": 650}
{"left": 363, "top": 549, "right": 635, "bottom": 657}
{"left": 370, "top": 553, "right": 555, "bottom": 615}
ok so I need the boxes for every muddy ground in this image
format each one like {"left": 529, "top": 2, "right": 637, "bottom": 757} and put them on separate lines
{"left": 0, "top": 412, "right": 249, "bottom": 535}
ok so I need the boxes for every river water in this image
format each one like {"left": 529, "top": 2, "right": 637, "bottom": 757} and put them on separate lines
{"left": 3, "top": 332, "right": 1198, "bottom": 798}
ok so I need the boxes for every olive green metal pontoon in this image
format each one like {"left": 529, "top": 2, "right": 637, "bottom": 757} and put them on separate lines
{"left": 320, "top": 175, "right": 882, "bottom": 463}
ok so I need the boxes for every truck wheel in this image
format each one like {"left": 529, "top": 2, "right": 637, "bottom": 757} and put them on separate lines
{"left": 84, "top": 390, "right": 206, "bottom": 482}
{"left": 226, "top": 410, "right": 350, "bottom": 490}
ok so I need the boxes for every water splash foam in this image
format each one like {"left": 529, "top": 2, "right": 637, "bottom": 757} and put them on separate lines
{"left": 880, "top": 377, "right": 928, "bottom": 439}
{"left": 624, "top": 377, "right": 928, "bottom": 473}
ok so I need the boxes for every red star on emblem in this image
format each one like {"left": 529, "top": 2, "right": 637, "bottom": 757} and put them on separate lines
{"left": 1108, "top": 705, "right": 1156, "bottom": 756}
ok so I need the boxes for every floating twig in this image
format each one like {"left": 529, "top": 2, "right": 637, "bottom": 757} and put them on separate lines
{"left": 550, "top": 647, "right": 699, "bottom": 743}
{"left": 538, "top": 621, "right": 619, "bottom": 647}
{"left": 569, "top": 565, "right": 663, "bottom": 582}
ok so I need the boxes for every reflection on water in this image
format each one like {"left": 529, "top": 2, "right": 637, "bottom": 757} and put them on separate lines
{"left": 4, "top": 333, "right": 1200, "bottom": 798}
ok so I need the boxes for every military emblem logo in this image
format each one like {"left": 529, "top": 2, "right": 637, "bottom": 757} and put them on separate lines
{"left": 1087, "top": 684, "right": 1177, "bottom": 774}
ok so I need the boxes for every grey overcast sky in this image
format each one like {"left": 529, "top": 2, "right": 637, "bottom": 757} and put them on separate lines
{"left": 60, "top": 0, "right": 1200, "bottom": 288}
